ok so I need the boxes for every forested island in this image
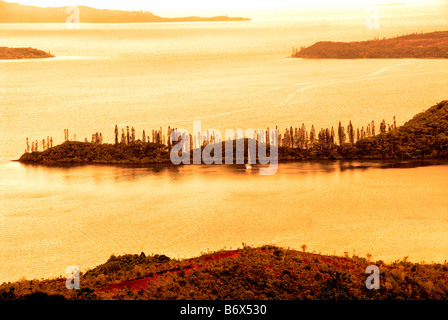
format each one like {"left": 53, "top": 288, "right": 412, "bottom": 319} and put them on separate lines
{"left": 0, "top": 47, "right": 54, "bottom": 60}
{"left": 1, "top": 245, "right": 447, "bottom": 300}
{"left": 292, "top": 31, "right": 448, "bottom": 59}
{"left": 17, "top": 100, "right": 448, "bottom": 165}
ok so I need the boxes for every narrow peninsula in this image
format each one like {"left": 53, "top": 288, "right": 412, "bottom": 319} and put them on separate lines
{"left": 0, "top": 47, "right": 54, "bottom": 60}
{"left": 292, "top": 31, "right": 448, "bottom": 59}
{"left": 17, "top": 100, "right": 448, "bottom": 165}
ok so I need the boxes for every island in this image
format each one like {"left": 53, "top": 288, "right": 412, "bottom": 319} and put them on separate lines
{"left": 17, "top": 100, "right": 448, "bottom": 165}
{"left": 0, "top": 1, "right": 250, "bottom": 23}
{"left": 0, "top": 47, "right": 54, "bottom": 60}
{"left": 1, "top": 245, "right": 447, "bottom": 300}
{"left": 292, "top": 31, "right": 448, "bottom": 59}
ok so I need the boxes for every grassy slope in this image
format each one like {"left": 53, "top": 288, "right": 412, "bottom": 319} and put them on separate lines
{"left": 1, "top": 246, "right": 447, "bottom": 300}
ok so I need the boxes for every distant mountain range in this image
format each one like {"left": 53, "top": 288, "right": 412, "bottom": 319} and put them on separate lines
{"left": 0, "top": 1, "right": 251, "bottom": 23}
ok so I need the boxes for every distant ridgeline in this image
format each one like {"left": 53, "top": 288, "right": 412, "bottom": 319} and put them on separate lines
{"left": 292, "top": 31, "right": 448, "bottom": 59}
{"left": 0, "top": 0, "right": 250, "bottom": 23}
{"left": 18, "top": 100, "right": 448, "bottom": 165}
{"left": 0, "top": 47, "right": 54, "bottom": 60}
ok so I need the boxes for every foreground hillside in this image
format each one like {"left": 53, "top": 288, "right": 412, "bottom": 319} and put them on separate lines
{"left": 1, "top": 246, "right": 447, "bottom": 300}
{"left": 293, "top": 31, "right": 448, "bottom": 59}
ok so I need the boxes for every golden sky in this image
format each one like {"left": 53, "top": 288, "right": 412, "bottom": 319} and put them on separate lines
{"left": 7, "top": 0, "right": 448, "bottom": 18}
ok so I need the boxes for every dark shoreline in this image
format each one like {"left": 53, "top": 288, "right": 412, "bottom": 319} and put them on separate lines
{"left": 13, "top": 157, "right": 448, "bottom": 171}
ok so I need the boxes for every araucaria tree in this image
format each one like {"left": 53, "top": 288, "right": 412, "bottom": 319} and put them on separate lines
{"left": 347, "top": 121, "right": 355, "bottom": 145}
{"left": 126, "top": 126, "right": 130, "bottom": 144}
{"left": 338, "top": 121, "right": 346, "bottom": 145}
{"left": 131, "top": 127, "right": 135, "bottom": 143}
{"left": 121, "top": 129, "right": 126, "bottom": 144}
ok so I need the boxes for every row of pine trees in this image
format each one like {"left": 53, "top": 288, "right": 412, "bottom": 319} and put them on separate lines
{"left": 25, "top": 117, "right": 397, "bottom": 153}
{"left": 279, "top": 117, "right": 397, "bottom": 148}
{"left": 25, "top": 137, "right": 53, "bottom": 153}
{"left": 114, "top": 125, "right": 166, "bottom": 146}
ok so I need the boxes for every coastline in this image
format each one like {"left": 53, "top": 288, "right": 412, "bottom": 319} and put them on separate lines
{"left": 2, "top": 2, "right": 448, "bottom": 305}
{"left": 13, "top": 156, "right": 448, "bottom": 167}
{"left": 292, "top": 31, "right": 448, "bottom": 59}
{"left": 16, "top": 100, "right": 448, "bottom": 166}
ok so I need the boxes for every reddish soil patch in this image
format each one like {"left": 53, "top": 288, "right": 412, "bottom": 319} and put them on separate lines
{"left": 95, "top": 249, "right": 364, "bottom": 293}
{"left": 98, "top": 250, "right": 241, "bottom": 292}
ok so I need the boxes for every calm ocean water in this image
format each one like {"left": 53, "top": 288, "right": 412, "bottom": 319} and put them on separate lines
{"left": 0, "top": 17, "right": 447, "bottom": 282}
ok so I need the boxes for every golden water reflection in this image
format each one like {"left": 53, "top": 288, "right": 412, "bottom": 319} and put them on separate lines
{"left": 1, "top": 160, "right": 447, "bottom": 282}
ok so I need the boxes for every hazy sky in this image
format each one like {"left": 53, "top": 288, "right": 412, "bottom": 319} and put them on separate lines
{"left": 9, "top": 0, "right": 448, "bottom": 18}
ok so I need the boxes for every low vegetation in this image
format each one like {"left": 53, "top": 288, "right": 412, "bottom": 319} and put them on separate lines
{"left": 1, "top": 246, "right": 447, "bottom": 300}
{"left": 19, "top": 140, "right": 171, "bottom": 165}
